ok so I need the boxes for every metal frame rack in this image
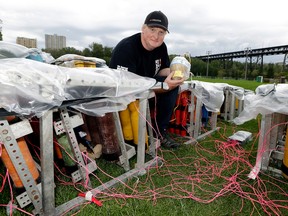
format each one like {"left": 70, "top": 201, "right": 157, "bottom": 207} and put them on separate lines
{"left": 180, "top": 81, "right": 219, "bottom": 145}
{"left": 221, "top": 87, "right": 244, "bottom": 121}
{"left": 0, "top": 118, "right": 43, "bottom": 213}
{"left": 249, "top": 112, "right": 288, "bottom": 179}
{"left": 53, "top": 110, "right": 97, "bottom": 183}
{"left": 0, "top": 80, "right": 227, "bottom": 215}
{"left": 187, "top": 89, "right": 218, "bottom": 140}
{"left": 0, "top": 90, "right": 159, "bottom": 215}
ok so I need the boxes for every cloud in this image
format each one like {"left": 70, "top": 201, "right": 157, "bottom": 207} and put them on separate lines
{"left": 1, "top": 0, "right": 287, "bottom": 63}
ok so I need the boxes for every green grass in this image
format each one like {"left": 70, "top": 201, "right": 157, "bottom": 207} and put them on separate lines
{"left": 58, "top": 118, "right": 287, "bottom": 216}
{"left": 193, "top": 77, "right": 263, "bottom": 91}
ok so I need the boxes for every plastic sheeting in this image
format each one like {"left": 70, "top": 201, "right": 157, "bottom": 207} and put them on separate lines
{"left": 0, "top": 41, "right": 30, "bottom": 58}
{"left": 0, "top": 41, "right": 55, "bottom": 63}
{"left": 64, "top": 66, "right": 156, "bottom": 99}
{"left": 0, "top": 58, "right": 67, "bottom": 116}
{"left": 233, "top": 83, "right": 288, "bottom": 125}
{"left": 0, "top": 58, "right": 156, "bottom": 117}
{"left": 52, "top": 54, "right": 107, "bottom": 68}
{"left": 71, "top": 95, "right": 137, "bottom": 117}
{"left": 226, "top": 84, "right": 246, "bottom": 100}
{"left": 181, "top": 81, "right": 226, "bottom": 113}
{"left": 228, "top": 130, "right": 252, "bottom": 145}
{"left": 180, "top": 80, "right": 248, "bottom": 113}
{"left": 191, "top": 81, "right": 227, "bottom": 112}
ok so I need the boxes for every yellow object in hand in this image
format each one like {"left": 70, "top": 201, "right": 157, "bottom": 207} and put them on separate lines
{"left": 172, "top": 70, "right": 184, "bottom": 80}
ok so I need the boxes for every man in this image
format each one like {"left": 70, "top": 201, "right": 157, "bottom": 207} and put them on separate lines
{"left": 109, "top": 11, "right": 185, "bottom": 148}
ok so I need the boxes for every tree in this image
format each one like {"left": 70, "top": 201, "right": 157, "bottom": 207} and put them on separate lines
{"left": 103, "top": 46, "right": 113, "bottom": 66}
{"left": 82, "top": 48, "right": 92, "bottom": 57}
{"left": 217, "top": 69, "right": 225, "bottom": 78}
{"left": 266, "top": 63, "right": 274, "bottom": 78}
{"left": 89, "top": 43, "right": 104, "bottom": 58}
{"left": 188, "top": 58, "right": 204, "bottom": 76}
{"left": 0, "top": 31, "right": 3, "bottom": 41}
{"left": 43, "top": 47, "right": 82, "bottom": 59}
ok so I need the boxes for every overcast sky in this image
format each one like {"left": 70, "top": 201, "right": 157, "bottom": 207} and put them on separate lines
{"left": 1, "top": 0, "right": 287, "bottom": 62}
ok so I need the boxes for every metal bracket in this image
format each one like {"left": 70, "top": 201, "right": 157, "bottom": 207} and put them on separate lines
{"left": 0, "top": 120, "right": 43, "bottom": 214}
{"left": 58, "top": 108, "right": 92, "bottom": 187}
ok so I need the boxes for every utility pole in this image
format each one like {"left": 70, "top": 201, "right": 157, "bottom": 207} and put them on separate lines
{"left": 244, "top": 47, "right": 251, "bottom": 80}
{"left": 206, "top": 51, "right": 211, "bottom": 77}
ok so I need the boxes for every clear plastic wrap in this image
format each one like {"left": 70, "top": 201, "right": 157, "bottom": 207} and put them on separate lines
{"left": 0, "top": 41, "right": 55, "bottom": 63}
{"left": 233, "top": 84, "right": 288, "bottom": 125}
{"left": 226, "top": 84, "right": 245, "bottom": 100}
{"left": 228, "top": 130, "right": 252, "bottom": 145}
{"left": 0, "top": 41, "right": 30, "bottom": 58}
{"left": 71, "top": 95, "right": 137, "bottom": 117}
{"left": 64, "top": 67, "right": 156, "bottom": 99}
{"left": 26, "top": 48, "right": 55, "bottom": 63}
{"left": 0, "top": 58, "right": 68, "bottom": 116}
{"left": 190, "top": 81, "right": 227, "bottom": 113}
{"left": 180, "top": 81, "right": 248, "bottom": 114}
{"left": 0, "top": 58, "right": 156, "bottom": 117}
{"left": 51, "top": 54, "right": 107, "bottom": 68}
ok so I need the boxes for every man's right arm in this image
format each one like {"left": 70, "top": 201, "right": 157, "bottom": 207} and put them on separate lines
{"left": 153, "top": 72, "right": 184, "bottom": 93}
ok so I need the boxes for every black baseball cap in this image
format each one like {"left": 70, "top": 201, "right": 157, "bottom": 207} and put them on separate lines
{"left": 144, "top": 11, "right": 169, "bottom": 33}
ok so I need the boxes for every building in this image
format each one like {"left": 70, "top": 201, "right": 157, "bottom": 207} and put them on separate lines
{"left": 45, "top": 34, "right": 66, "bottom": 50}
{"left": 16, "top": 37, "right": 37, "bottom": 48}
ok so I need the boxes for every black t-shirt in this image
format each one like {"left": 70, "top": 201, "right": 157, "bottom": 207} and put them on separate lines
{"left": 109, "top": 33, "right": 170, "bottom": 78}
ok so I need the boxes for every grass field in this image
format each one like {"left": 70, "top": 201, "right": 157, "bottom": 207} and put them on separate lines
{"left": 193, "top": 77, "right": 263, "bottom": 91}
{"left": 1, "top": 78, "right": 288, "bottom": 216}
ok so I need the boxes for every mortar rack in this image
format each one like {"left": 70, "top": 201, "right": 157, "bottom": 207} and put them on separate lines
{"left": 249, "top": 112, "right": 288, "bottom": 179}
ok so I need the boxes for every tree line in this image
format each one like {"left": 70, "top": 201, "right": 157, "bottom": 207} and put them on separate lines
{"left": 44, "top": 42, "right": 286, "bottom": 81}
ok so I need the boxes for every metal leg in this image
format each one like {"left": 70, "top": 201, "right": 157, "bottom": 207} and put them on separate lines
{"left": 194, "top": 97, "right": 202, "bottom": 139}
{"left": 248, "top": 114, "right": 272, "bottom": 179}
{"left": 136, "top": 97, "right": 148, "bottom": 172}
{"left": 113, "top": 112, "right": 131, "bottom": 171}
{"left": 40, "top": 110, "right": 55, "bottom": 215}
{"left": 224, "top": 89, "right": 229, "bottom": 121}
{"left": 229, "top": 94, "right": 235, "bottom": 120}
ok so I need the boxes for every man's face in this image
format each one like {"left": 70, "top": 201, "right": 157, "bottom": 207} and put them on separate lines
{"left": 141, "top": 25, "right": 167, "bottom": 51}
